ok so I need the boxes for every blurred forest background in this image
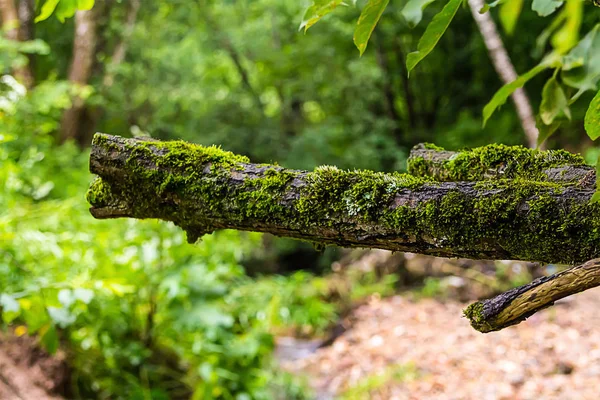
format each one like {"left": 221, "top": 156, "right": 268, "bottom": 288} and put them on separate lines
{"left": 1, "top": 0, "right": 599, "bottom": 399}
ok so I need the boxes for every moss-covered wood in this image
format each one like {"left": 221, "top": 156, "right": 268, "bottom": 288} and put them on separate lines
{"left": 88, "top": 133, "right": 600, "bottom": 264}
{"left": 464, "top": 259, "right": 600, "bottom": 333}
{"left": 408, "top": 143, "right": 594, "bottom": 186}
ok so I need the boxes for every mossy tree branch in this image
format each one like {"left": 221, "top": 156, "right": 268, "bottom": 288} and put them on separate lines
{"left": 409, "top": 144, "right": 600, "bottom": 332}
{"left": 408, "top": 143, "right": 594, "bottom": 185}
{"left": 88, "top": 133, "right": 600, "bottom": 264}
{"left": 464, "top": 259, "right": 600, "bottom": 332}
{"left": 88, "top": 134, "right": 600, "bottom": 332}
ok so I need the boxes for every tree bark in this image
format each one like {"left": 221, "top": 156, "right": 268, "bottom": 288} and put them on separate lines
{"left": 60, "top": 9, "right": 98, "bottom": 145}
{"left": 17, "top": 0, "right": 35, "bottom": 83}
{"left": 407, "top": 143, "right": 594, "bottom": 185}
{"left": 0, "top": 0, "right": 34, "bottom": 88}
{"left": 88, "top": 134, "right": 600, "bottom": 265}
{"left": 464, "top": 258, "right": 600, "bottom": 332}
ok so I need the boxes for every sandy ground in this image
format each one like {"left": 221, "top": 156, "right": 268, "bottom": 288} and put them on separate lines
{"left": 0, "top": 332, "right": 66, "bottom": 400}
{"left": 283, "top": 289, "right": 600, "bottom": 400}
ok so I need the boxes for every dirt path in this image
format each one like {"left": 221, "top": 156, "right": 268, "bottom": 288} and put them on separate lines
{"left": 283, "top": 290, "right": 600, "bottom": 400}
{"left": 0, "top": 333, "right": 66, "bottom": 400}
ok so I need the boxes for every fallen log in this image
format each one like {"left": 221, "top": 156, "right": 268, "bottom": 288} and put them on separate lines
{"left": 87, "top": 133, "right": 600, "bottom": 264}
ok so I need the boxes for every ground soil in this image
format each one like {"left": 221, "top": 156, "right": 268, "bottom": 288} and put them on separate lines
{"left": 282, "top": 289, "right": 600, "bottom": 400}
{"left": 0, "top": 331, "right": 67, "bottom": 400}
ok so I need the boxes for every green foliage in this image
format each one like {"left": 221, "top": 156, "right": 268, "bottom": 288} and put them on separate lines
{"left": 231, "top": 272, "right": 337, "bottom": 336}
{"left": 1, "top": 79, "right": 396, "bottom": 398}
{"left": 483, "top": 55, "right": 558, "bottom": 127}
{"left": 592, "top": 151, "right": 600, "bottom": 203}
{"left": 300, "top": 0, "right": 344, "bottom": 32}
{"left": 354, "top": 0, "right": 389, "bottom": 55}
{"left": 540, "top": 75, "right": 570, "bottom": 126}
{"left": 0, "top": 93, "right": 312, "bottom": 398}
{"left": 405, "top": 0, "right": 463, "bottom": 75}
{"left": 36, "top": 0, "right": 95, "bottom": 23}
{"left": 585, "top": 90, "right": 600, "bottom": 140}
{"left": 3, "top": 0, "right": 600, "bottom": 396}
{"left": 532, "top": 0, "right": 564, "bottom": 17}
{"left": 499, "top": 0, "right": 524, "bottom": 35}
{"left": 401, "top": 0, "right": 438, "bottom": 28}
{"left": 0, "top": 37, "right": 50, "bottom": 73}
{"left": 550, "top": 0, "right": 582, "bottom": 55}
{"left": 561, "top": 24, "right": 600, "bottom": 101}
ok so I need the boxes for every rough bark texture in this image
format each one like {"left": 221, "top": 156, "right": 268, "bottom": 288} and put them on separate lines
{"left": 87, "top": 134, "right": 600, "bottom": 266}
{"left": 464, "top": 259, "right": 600, "bottom": 332}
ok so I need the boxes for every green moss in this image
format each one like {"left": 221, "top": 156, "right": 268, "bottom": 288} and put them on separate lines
{"left": 406, "top": 156, "right": 428, "bottom": 178}
{"left": 422, "top": 143, "right": 445, "bottom": 151}
{"left": 463, "top": 302, "right": 494, "bottom": 332}
{"left": 408, "top": 143, "right": 586, "bottom": 182}
{"left": 296, "top": 167, "right": 430, "bottom": 227}
{"left": 377, "top": 175, "right": 600, "bottom": 263}
{"left": 86, "top": 178, "right": 115, "bottom": 207}
{"left": 238, "top": 168, "right": 298, "bottom": 220}
{"left": 89, "top": 135, "right": 600, "bottom": 264}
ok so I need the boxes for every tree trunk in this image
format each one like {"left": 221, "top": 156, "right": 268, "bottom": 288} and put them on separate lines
{"left": 0, "top": 0, "right": 34, "bottom": 88}
{"left": 17, "top": 0, "right": 35, "bottom": 80}
{"left": 87, "top": 134, "right": 600, "bottom": 265}
{"left": 59, "top": 9, "right": 98, "bottom": 145}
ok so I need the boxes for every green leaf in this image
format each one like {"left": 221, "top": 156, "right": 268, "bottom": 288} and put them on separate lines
{"left": 77, "top": 0, "right": 94, "bottom": 9}
{"left": 483, "top": 55, "right": 558, "bottom": 127}
{"left": 536, "top": 115, "right": 562, "bottom": 147}
{"left": 354, "top": 0, "right": 390, "bottom": 55}
{"left": 401, "top": 0, "right": 437, "bottom": 28}
{"left": 550, "top": 0, "right": 582, "bottom": 54}
{"left": 532, "top": 0, "right": 564, "bottom": 17}
{"left": 0, "top": 294, "right": 21, "bottom": 324}
{"left": 585, "top": 90, "right": 600, "bottom": 140}
{"left": 499, "top": 0, "right": 524, "bottom": 36}
{"left": 300, "top": 0, "right": 344, "bottom": 32}
{"left": 540, "top": 76, "right": 571, "bottom": 125}
{"left": 55, "top": 0, "right": 78, "bottom": 23}
{"left": 479, "top": 0, "right": 505, "bottom": 13}
{"left": 533, "top": 12, "right": 566, "bottom": 58}
{"left": 40, "top": 324, "right": 59, "bottom": 354}
{"left": 35, "top": 0, "right": 61, "bottom": 22}
{"left": 22, "top": 299, "right": 50, "bottom": 334}
{"left": 406, "top": 0, "right": 463, "bottom": 75}
{"left": 592, "top": 154, "right": 600, "bottom": 203}
{"left": 35, "top": 0, "right": 94, "bottom": 23}
{"left": 561, "top": 25, "right": 600, "bottom": 100}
